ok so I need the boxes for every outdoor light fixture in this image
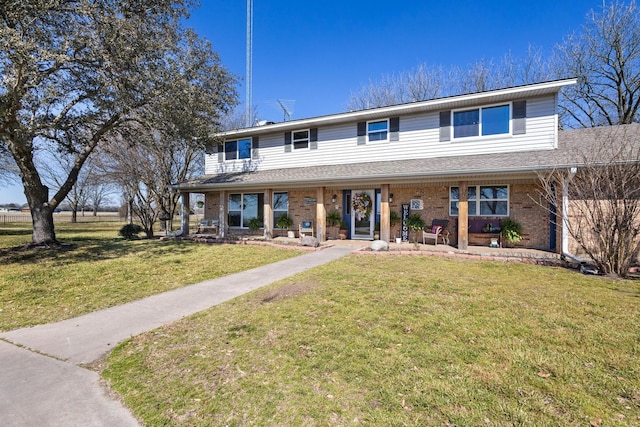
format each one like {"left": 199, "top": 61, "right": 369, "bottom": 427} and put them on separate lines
{"left": 389, "top": 193, "right": 394, "bottom": 203}
{"left": 331, "top": 194, "right": 337, "bottom": 203}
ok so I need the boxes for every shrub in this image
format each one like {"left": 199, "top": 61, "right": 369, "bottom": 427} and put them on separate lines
{"left": 119, "top": 223, "right": 143, "bottom": 240}
{"left": 501, "top": 218, "right": 523, "bottom": 245}
{"left": 248, "top": 217, "right": 262, "bottom": 232}
{"left": 275, "top": 213, "right": 293, "bottom": 230}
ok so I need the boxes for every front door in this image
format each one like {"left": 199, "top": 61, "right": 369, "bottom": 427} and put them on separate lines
{"left": 351, "top": 189, "right": 374, "bottom": 239}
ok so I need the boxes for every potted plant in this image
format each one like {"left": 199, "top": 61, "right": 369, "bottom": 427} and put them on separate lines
{"left": 500, "top": 217, "right": 523, "bottom": 247}
{"left": 326, "top": 210, "right": 341, "bottom": 239}
{"left": 248, "top": 217, "right": 262, "bottom": 236}
{"left": 339, "top": 221, "right": 349, "bottom": 240}
{"left": 390, "top": 210, "right": 401, "bottom": 242}
{"left": 275, "top": 213, "right": 294, "bottom": 238}
{"left": 406, "top": 213, "right": 426, "bottom": 243}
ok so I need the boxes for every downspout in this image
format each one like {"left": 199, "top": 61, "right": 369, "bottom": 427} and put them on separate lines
{"left": 561, "top": 167, "right": 582, "bottom": 263}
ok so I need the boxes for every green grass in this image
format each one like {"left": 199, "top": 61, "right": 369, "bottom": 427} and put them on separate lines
{"left": 0, "top": 222, "right": 302, "bottom": 331}
{"left": 103, "top": 255, "right": 640, "bottom": 426}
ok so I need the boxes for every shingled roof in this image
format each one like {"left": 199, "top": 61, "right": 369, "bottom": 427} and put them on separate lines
{"left": 174, "top": 124, "right": 640, "bottom": 192}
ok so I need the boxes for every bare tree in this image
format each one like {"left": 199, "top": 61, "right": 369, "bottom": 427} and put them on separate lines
{"left": 537, "top": 125, "right": 640, "bottom": 277}
{"left": 0, "top": 1, "right": 236, "bottom": 245}
{"left": 85, "top": 177, "right": 113, "bottom": 217}
{"left": 98, "top": 26, "right": 233, "bottom": 238}
{"left": 554, "top": 0, "right": 640, "bottom": 128}
{"left": 346, "top": 47, "right": 553, "bottom": 110}
{"left": 100, "top": 128, "right": 203, "bottom": 238}
{"left": 40, "top": 149, "right": 96, "bottom": 223}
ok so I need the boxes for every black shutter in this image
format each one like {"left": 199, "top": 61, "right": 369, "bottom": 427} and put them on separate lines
{"left": 512, "top": 101, "right": 526, "bottom": 135}
{"left": 252, "top": 136, "right": 259, "bottom": 158}
{"left": 284, "top": 132, "right": 292, "bottom": 153}
{"left": 389, "top": 117, "right": 400, "bottom": 132}
{"left": 357, "top": 121, "right": 366, "bottom": 145}
{"left": 217, "top": 142, "right": 224, "bottom": 163}
{"left": 389, "top": 117, "right": 400, "bottom": 141}
{"left": 439, "top": 111, "right": 451, "bottom": 142}
{"left": 310, "top": 128, "right": 318, "bottom": 150}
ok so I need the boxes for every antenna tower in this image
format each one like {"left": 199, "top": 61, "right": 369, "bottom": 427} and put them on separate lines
{"left": 245, "top": 0, "right": 253, "bottom": 127}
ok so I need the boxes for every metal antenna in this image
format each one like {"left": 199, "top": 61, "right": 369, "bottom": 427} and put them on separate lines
{"left": 245, "top": 0, "right": 253, "bottom": 127}
{"left": 276, "top": 99, "right": 295, "bottom": 121}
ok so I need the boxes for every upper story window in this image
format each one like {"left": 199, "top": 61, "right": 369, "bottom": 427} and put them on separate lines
{"left": 453, "top": 104, "right": 510, "bottom": 139}
{"left": 367, "top": 120, "right": 388, "bottom": 141}
{"left": 225, "top": 138, "right": 252, "bottom": 161}
{"left": 292, "top": 129, "right": 309, "bottom": 149}
{"left": 450, "top": 185, "right": 509, "bottom": 216}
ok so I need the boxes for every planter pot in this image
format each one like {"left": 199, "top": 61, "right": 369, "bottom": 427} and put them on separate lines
{"left": 396, "top": 237, "right": 402, "bottom": 244}
{"left": 339, "top": 230, "right": 347, "bottom": 240}
{"left": 287, "top": 231, "right": 295, "bottom": 238}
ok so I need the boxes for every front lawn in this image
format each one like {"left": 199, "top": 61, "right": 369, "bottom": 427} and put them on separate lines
{"left": 0, "top": 222, "right": 302, "bottom": 331}
{"left": 103, "top": 255, "right": 640, "bottom": 426}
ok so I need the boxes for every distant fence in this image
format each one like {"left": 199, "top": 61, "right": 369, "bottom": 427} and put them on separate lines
{"left": 0, "top": 213, "right": 124, "bottom": 224}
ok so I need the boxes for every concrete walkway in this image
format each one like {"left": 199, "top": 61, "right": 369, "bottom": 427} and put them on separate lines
{"left": 0, "top": 244, "right": 356, "bottom": 427}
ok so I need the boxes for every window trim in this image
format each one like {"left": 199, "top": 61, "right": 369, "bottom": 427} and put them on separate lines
{"left": 367, "top": 119, "right": 389, "bottom": 142}
{"left": 292, "top": 129, "right": 310, "bottom": 150}
{"left": 228, "top": 193, "right": 264, "bottom": 228}
{"left": 449, "top": 185, "right": 510, "bottom": 217}
{"left": 224, "top": 138, "right": 252, "bottom": 161}
{"left": 451, "top": 102, "right": 512, "bottom": 140}
{"left": 273, "top": 192, "right": 289, "bottom": 228}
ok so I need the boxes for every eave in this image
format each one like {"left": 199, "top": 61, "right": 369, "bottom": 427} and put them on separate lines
{"left": 217, "top": 79, "right": 577, "bottom": 140}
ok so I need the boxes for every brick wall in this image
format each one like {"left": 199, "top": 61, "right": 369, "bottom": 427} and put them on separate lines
{"left": 201, "top": 183, "right": 552, "bottom": 249}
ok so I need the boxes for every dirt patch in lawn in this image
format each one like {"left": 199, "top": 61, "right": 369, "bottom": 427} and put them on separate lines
{"left": 259, "top": 280, "right": 320, "bottom": 304}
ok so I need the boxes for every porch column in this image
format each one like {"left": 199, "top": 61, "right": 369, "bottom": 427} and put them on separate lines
{"left": 218, "top": 190, "right": 226, "bottom": 238}
{"left": 316, "top": 187, "right": 326, "bottom": 241}
{"left": 457, "top": 181, "right": 468, "bottom": 250}
{"left": 561, "top": 177, "right": 571, "bottom": 255}
{"left": 562, "top": 167, "right": 577, "bottom": 255}
{"left": 264, "top": 189, "right": 273, "bottom": 239}
{"left": 181, "top": 192, "right": 190, "bottom": 235}
{"left": 380, "top": 184, "right": 390, "bottom": 242}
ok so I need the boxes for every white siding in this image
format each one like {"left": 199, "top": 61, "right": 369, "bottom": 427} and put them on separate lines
{"left": 205, "top": 95, "right": 558, "bottom": 175}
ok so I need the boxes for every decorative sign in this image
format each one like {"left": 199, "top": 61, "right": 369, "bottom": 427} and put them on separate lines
{"left": 303, "top": 197, "right": 317, "bottom": 206}
{"left": 401, "top": 203, "right": 410, "bottom": 242}
{"left": 410, "top": 199, "right": 424, "bottom": 210}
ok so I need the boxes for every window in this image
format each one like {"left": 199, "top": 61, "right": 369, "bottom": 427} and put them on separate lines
{"left": 450, "top": 185, "right": 509, "bottom": 216}
{"left": 225, "top": 138, "right": 252, "bottom": 161}
{"left": 368, "top": 120, "right": 388, "bottom": 141}
{"left": 452, "top": 104, "right": 510, "bottom": 139}
{"left": 292, "top": 129, "right": 309, "bottom": 149}
{"left": 273, "top": 192, "right": 289, "bottom": 227}
{"left": 228, "top": 193, "right": 264, "bottom": 228}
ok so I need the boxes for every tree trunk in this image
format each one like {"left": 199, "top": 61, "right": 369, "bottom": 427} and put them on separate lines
{"left": 71, "top": 209, "right": 78, "bottom": 223}
{"left": 25, "top": 187, "right": 57, "bottom": 245}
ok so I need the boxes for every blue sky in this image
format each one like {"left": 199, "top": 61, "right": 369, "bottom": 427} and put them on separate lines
{"left": 0, "top": 0, "right": 604, "bottom": 204}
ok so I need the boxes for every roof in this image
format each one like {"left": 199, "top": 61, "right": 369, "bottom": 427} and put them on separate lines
{"left": 218, "top": 79, "right": 577, "bottom": 139}
{"left": 174, "top": 124, "right": 640, "bottom": 192}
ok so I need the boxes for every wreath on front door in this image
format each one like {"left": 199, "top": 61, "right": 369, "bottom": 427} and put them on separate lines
{"left": 352, "top": 192, "right": 372, "bottom": 221}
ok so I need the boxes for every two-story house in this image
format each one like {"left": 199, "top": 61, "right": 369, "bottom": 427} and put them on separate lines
{"left": 174, "top": 78, "right": 583, "bottom": 251}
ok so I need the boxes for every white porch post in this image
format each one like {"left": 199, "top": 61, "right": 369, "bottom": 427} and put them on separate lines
{"left": 181, "top": 192, "right": 190, "bottom": 235}
{"left": 380, "top": 184, "right": 390, "bottom": 242}
{"left": 562, "top": 167, "right": 577, "bottom": 255}
{"left": 457, "top": 181, "right": 468, "bottom": 250}
{"left": 316, "top": 187, "right": 326, "bottom": 241}
{"left": 218, "top": 191, "right": 226, "bottom": 238}
{"left": 264, "top": 189, "right": 273, "bottom": 239}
